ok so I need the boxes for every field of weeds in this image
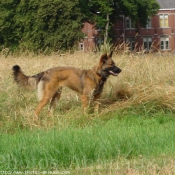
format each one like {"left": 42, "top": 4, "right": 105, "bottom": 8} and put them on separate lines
{"left": 1, "top": 51, "right": 175, "bottom": 123}
{"left": 1, "top": 51, "right": 175, "bottom": 174}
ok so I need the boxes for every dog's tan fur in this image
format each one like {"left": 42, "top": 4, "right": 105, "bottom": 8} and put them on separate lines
{"left": 12, "top": 52, "right": 121, "bottom": 118}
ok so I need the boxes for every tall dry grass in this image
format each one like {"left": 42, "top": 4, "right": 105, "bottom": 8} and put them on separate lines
{"left": 1, "top": 51, "right": 175, "bottom": 173}
{"left": 0, "top": 50, "right": 175, "bottom": 128}
{"left": 110, "top": 52, "right": 175, "bottom": 113}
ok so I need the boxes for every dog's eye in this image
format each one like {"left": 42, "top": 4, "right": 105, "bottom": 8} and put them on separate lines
{"left": 109, "top": 63, "right": 114, "bottom": 66}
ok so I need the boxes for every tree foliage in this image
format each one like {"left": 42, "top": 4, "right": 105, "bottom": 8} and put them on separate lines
{"left": 121, "top": 0, "right": 160, "bottom": 27}
{"left": 0, "top": 0, "right": 85, "bottom": 52}
{"left": 86, "top": 0, "right": 160, "bottom": 44}
{"left": 0, "top": 0, "right": 160, "bottom": 52}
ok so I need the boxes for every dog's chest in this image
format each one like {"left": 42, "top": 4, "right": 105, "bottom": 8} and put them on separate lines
{"left": 94, "top": 79, "right": 106, "bottom": 94}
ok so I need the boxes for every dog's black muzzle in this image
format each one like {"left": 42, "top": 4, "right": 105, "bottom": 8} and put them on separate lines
{"left": 105, "top": 66, "right": 122, "bottom": 76}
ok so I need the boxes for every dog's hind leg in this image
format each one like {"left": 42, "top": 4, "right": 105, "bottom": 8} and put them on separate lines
{"left": 35, "top": 96, "right": 51, "bottom": 118}
{"left": 35, "top": 88, "right": 59, "bottom": 118}
{"left": 49, "top": 88, "right": 62, "bottom": 115}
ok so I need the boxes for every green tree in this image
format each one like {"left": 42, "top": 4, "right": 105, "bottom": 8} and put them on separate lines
{"left": 0, "top": 0, "right": 21, "bottom": 50}
{"left": 31, "top": 0, "right": 84, "bottom": 52}
{"left": 120, "top": 0, "right": 160, "bottom": 27}
{"left": 88, "top": 0, "right": 113, "bottom": 46}
{"left": 0, "top": 0, "right": 85, "bottom": 52}
{"left": 0, "top": 0, "right": 160, "bottom": 52}
{"left": 86, "top": 0, "right": 160, "bottom": 46}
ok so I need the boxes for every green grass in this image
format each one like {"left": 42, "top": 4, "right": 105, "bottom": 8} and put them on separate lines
{"left": 1, "top": 111, "right": 175, "bottom": 171}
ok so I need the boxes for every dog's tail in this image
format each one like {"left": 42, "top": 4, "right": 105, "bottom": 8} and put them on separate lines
{"left": 12, "top": 65, "right": 44, "bottom": 90}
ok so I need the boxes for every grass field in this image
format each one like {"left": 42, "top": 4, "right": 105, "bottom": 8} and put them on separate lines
{"left": 1, "top": 51, "right": 175, "bottom": 174}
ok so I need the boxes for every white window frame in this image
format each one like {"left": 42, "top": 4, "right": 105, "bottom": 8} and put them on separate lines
{"left": 79, "top": 42, "right": 84, "bottom": 51}
{"left": 143, "top": 37, "right": 152, "bottom": 50}
{"left": 125, "top": 17, "right": 135, "bottom": 29}
{"left": 126, "top": 37, "right": 135, "bottom": 50}
{"left": 146, "top": 18, "right": 151, "bottom": 28}
{"left": 159, "top": 14, "right": 168, "bottom": 28}
{"left": 160, "top": 37, "right": 169, "bottom": 50}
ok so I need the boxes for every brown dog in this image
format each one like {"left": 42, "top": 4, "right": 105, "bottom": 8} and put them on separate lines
{"left": 12, "top": 52, "right": 122, "bottom": 118}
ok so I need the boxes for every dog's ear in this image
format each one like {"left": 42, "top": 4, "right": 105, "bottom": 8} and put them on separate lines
{"left": 96, "top": 53, "right": 108, "bottom": 75}
{"left": 100, "top": 53, "right": 108, "bottom": 63}
{"left": 108, "top": 51, "right": 113, "bottom": 58}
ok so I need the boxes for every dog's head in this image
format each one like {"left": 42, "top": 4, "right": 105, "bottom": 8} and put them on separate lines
{"left": 97, "top": 51, "right": 122, "bottom": 78}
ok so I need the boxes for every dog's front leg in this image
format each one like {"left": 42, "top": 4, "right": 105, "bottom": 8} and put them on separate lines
{"left": 93, "top": 93, "right": 101, "bottom": 114}
{"left": 94, "top": 101, "right": 100, "bottom": 114}
{"left": 81, "top": 94, "right": 90, "bottom": 114}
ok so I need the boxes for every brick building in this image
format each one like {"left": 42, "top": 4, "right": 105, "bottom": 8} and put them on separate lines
{"left": 80, "top": 0, "right": 175, "bottom": 52}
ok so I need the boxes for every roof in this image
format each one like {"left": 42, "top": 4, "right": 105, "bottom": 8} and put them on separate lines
{"left": 156, "top": 0, "right": 175, "bottom": 9}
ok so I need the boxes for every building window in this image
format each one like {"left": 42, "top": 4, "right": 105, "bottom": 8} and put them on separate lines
{"left": 126, "top": 38, "right": 135, "bottom": 50}
{"left": 143, "top": 37, "right": 152, "bottom": 50}
{"left": 146, "top": 18, "right": 151, "bottom": 28}
{"left": 160, "top": 37, "right": 169, "bottom": 50}
{"left": 159, "top": 14, "right": 168, "bottom": 28}
{"left": 125, "top": 17, "right": 135, "bottom": 29}
{"left": 79, "top": 43, "right": 84, "bottom": 51}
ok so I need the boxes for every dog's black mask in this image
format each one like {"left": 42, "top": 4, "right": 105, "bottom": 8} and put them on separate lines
{"left": 101, "top": 66, "right": 122, "bottom": 78}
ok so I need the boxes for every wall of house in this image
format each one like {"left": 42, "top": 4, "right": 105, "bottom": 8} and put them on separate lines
{"left": 82, "top": 10, "right": 175, "bottom": 52}
{"left": 81, "top": 22, "right": 97, "bottom": 52}
{"left": 155, "top": 9, "right": 175, "bottom": 51}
